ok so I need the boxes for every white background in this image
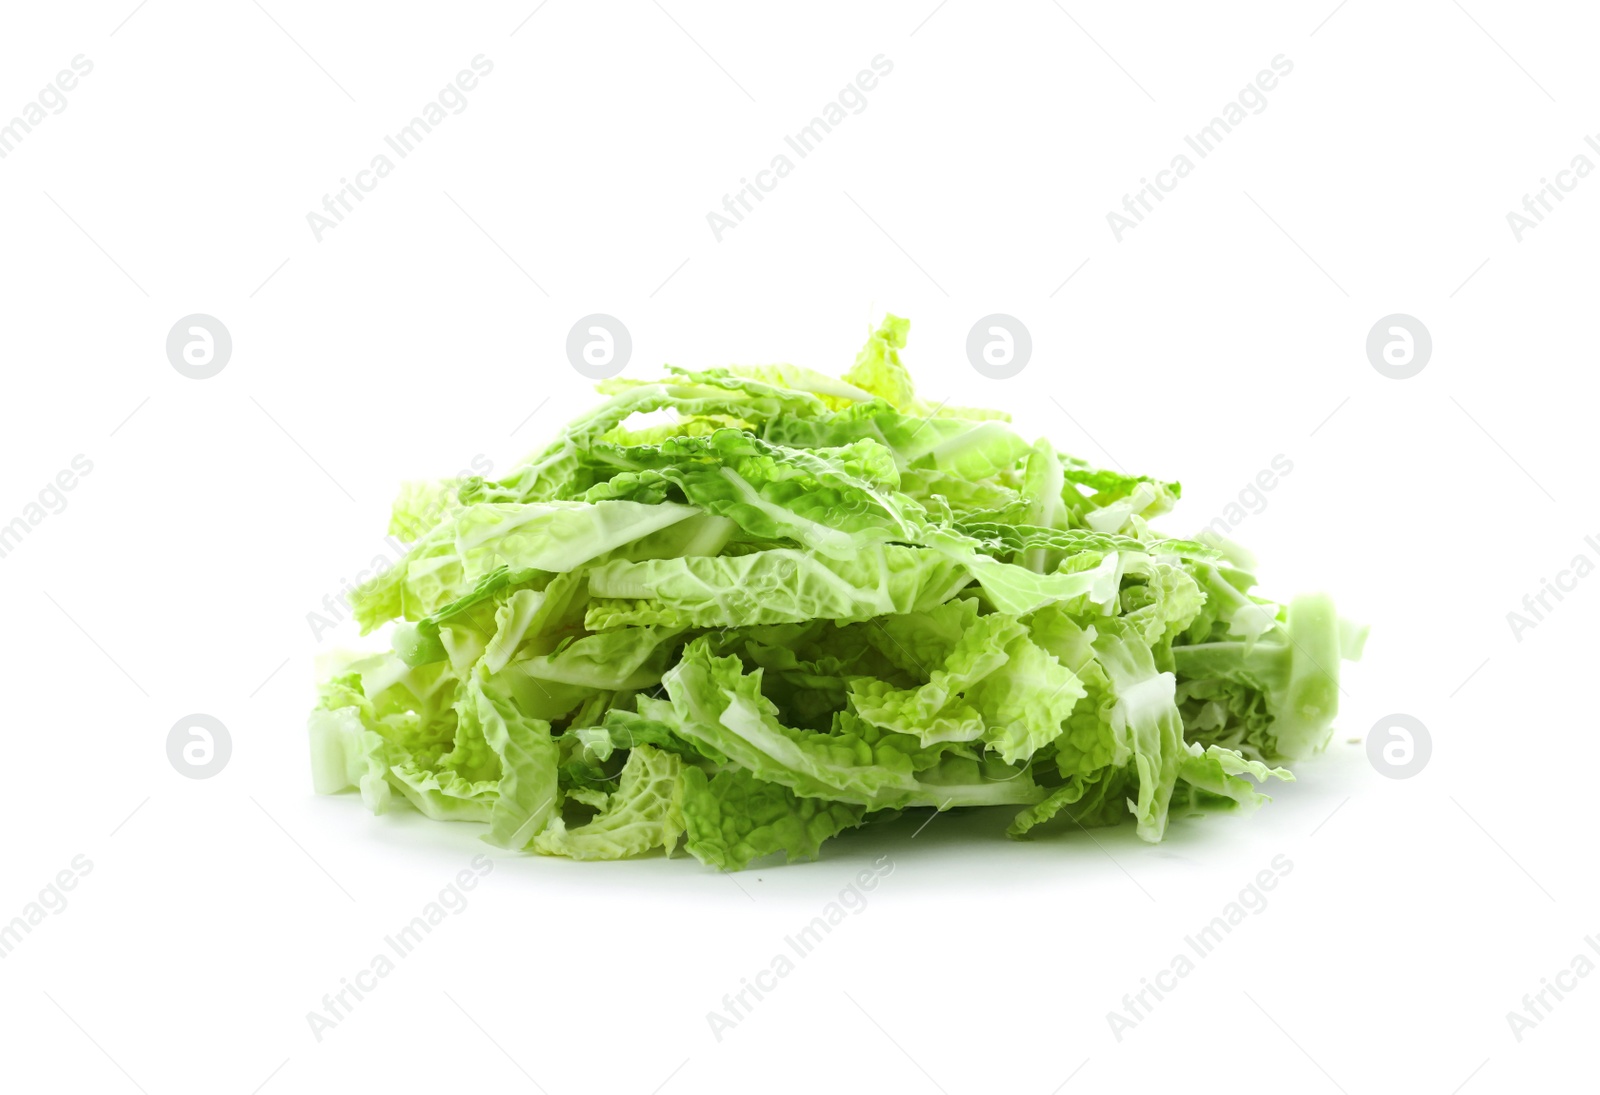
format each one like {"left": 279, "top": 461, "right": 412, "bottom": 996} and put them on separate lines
{"left": 0, "top": 2, "right": 1592, "bottom": 1092}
